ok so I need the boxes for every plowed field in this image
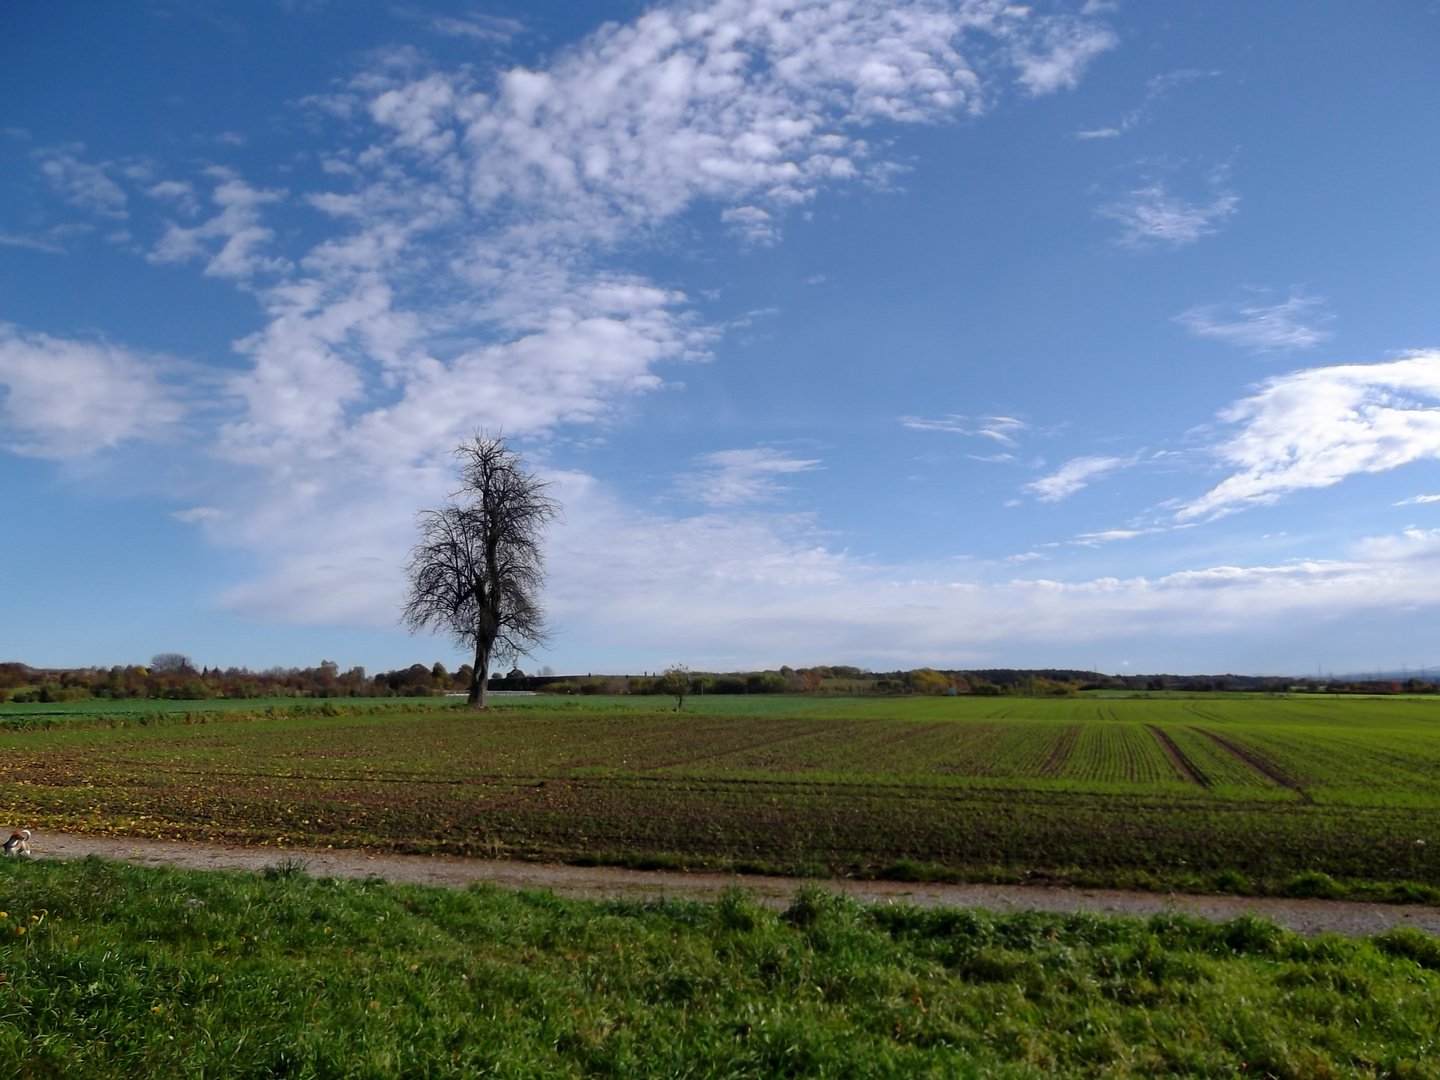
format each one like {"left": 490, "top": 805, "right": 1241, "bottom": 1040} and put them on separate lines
{"left": 2, "top": 694, "right": 1438, "bottom": 890}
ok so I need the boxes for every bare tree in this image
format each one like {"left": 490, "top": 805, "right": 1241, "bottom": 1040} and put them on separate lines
{"left": 402, "top": 435, "right": 560, "bottom": 708}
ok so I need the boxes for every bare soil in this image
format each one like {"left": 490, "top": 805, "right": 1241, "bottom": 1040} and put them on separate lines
{"left": 18, "top": 830, "right": 1440, "bottom": 938}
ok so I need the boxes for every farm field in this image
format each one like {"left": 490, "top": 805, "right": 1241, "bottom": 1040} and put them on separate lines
{"left": 2, "top": 695, "right": 1439, "bottom": 894}
{"left": 5, "top": 856, "right": 1440, "bottom": 1079}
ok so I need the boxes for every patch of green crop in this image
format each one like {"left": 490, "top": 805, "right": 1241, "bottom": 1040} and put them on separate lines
{"left": 2, "top": 856, "right": 1439, "bottom": 1078}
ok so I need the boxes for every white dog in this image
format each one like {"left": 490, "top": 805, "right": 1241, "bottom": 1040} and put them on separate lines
{"left": 3, "top": 829, "right": 31, "bottom": 857}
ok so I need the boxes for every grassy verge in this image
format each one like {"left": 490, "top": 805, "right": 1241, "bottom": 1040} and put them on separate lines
{"left": 2, "top": 857, "right": 1439, "bottom": 1078}
{"left": 569, "top": 851, "right": 1440, "bottom": 906}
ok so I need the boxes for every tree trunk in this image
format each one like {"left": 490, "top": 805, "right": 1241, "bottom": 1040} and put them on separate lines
{"left": 469, "top": 639, "right": 491, "bottom": 709}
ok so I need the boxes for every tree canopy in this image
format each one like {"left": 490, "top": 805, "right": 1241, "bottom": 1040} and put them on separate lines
{"left": 402, "top": 435, "right": 560, "bottom": 708}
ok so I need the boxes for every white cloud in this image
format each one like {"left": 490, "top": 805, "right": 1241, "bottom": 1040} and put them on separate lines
{"left": 902, "top": 414, "right": 1027, "bottom": 446}
{"left": 1176, "top": 291, "right": 1334, "bottom": 353}
{"left": 0, "top": 325, "right": 184, "bottom": 457}
{"left": 1180, "top": 351, "right": 1440, "bottom": 520}
{"left": 681, "top": 447, "right": 822, "bottom": 506}
{"left": 215, "top": 452, "right": 1440, "bottom": 665}
{"left": 36, "top": 147, "right": 128, "bottom": 219}
{"left": 20, "top": 0, "right": 1114, "bottom": 631}
{"left": 430, "top": 14, "right": 522, "bottom": 42}
{"left": 149, "top": 170, "right": 287, "bottom": 279}
{"left": 535, "top": 488, "right": 1440, "bottom": 666}
{"left": 146, "top": 180, "right": 201, "bottom": 217}
{"left": 1007, "top": 15, "right": 1116, "bottom": 95}
{"left": 1025, "top": 454, "right": 1133, "bottom": 501}
{"left": 720, "top": 205, "right": 778, "bottom": 244}
{"left": 172, "top": 506, "right": 233, "bottom": 523}
{"left": 1071, "top": 528, "right": 1144, "bottom": 545}
{"left": 1099, "top": 182, "right": 1237, "bottom": 249}
{"left": 1396, "top": 494, "right": 1440, "bottom": 506}
{"left": 0, "top": 231, "right": 66, "bottom": 254}
{"left": 1073, "top": 68, "right": 1208, "bottom": 140}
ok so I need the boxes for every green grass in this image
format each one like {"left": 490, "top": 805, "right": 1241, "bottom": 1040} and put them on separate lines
{"left": 2, "top": 696, "right": 1440, "bottom": 895}
{"left": 2, "top": 855, "right": 1439, "bottom": 1078}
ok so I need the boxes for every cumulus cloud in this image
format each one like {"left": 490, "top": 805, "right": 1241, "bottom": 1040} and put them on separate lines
{"left": 145, "top": 180, "right": 201, "bottom": 217}
{"left": 1025, "top": 454, "right": 1134, "bottom": 501}
{"left": 1180, "top": 351, "right": 1440, "bottom": 520}
{"left": 1176, "top": 291, "right": 1334, "bottom": 353}
{"left": 1396, "top": 494, "right": 1440, "bottom": 506}
{"left": 681, "top": 447, "right": 822, "bottom": 506}
{"left": 0, "top": 325, "right": 184, "bottom": 457}
{"left": 149, "top": 169, "right": 287, "bottom": 278}
{"left": 721, "top": 205, "right": 778, "bottom": 244}
{"left": 1008, "top": 15, "right": 1116, "bottom": 95}
{"left": 1099, "top": 181, "right": 1237, "bottom": 249}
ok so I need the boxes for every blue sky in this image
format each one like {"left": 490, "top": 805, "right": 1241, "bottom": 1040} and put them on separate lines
{"left": 3, "top": 0, "right": 1440, "bottom": 677}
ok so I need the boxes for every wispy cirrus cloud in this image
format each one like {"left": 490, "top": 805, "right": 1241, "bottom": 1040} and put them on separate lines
{"left": 1025, "top": 454, "right": 1135, "bottom": 502}
{"left": 1101, "top": 184, "right": 1237, "bottom": 248}
{"left": 1098, "top": 166, "right": 1237, "bottom": 249}
{"left": 36, "top": 146, "right": 128, "bottom": 219}
{"left": 1179, "top": 351, "right": 1440, "bottom": 520}
{"left": 1176, "top": 290, "right": 1334, "bottom": 353}
{"left": 0, "top": 231, "right": 68, "bottom": 254}
{"left": 429, "top": 14, "right": 522, "bottom": 42}
{"left": 1075, "top": 68, "right": 1210, "bottom": 139}
{"left": 902, "top": 414, "right": 1027, "bottom": 447}
{"left": 172, "top": 506, "right": 233, "bottom": 523}
{"left": 681, "top": 448, "right": 822, "bottom": 507}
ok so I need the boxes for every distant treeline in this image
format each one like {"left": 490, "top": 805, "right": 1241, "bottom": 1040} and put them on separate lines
{"left": 0, "top": 658, "right": 477, "bottom": 703}
{"left": 1, "top": 658, "right": 1435, "bottom": 704}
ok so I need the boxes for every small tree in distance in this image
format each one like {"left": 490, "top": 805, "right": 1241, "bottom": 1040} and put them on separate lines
{"left": 658, "top": 664, "right": 692, "bottom": 711}
{"left": 402, "top": 434, "right": 560, "bottom": 709}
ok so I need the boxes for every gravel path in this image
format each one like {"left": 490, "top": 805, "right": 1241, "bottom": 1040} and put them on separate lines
{"left": 24, "top": 831, "right": 1440, "bottom": 938}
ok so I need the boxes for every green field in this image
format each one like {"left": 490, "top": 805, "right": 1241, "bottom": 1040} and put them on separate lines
{"left": 2, "top": 695, "right": 1439, "bottom": 894}
{"left": 4, "top": 856, "right": 1440, "bottom": 1079}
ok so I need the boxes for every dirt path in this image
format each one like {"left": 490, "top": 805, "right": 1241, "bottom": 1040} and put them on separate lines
{"left": 23, "top": 831, "right": 1440, "bottom": 938}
